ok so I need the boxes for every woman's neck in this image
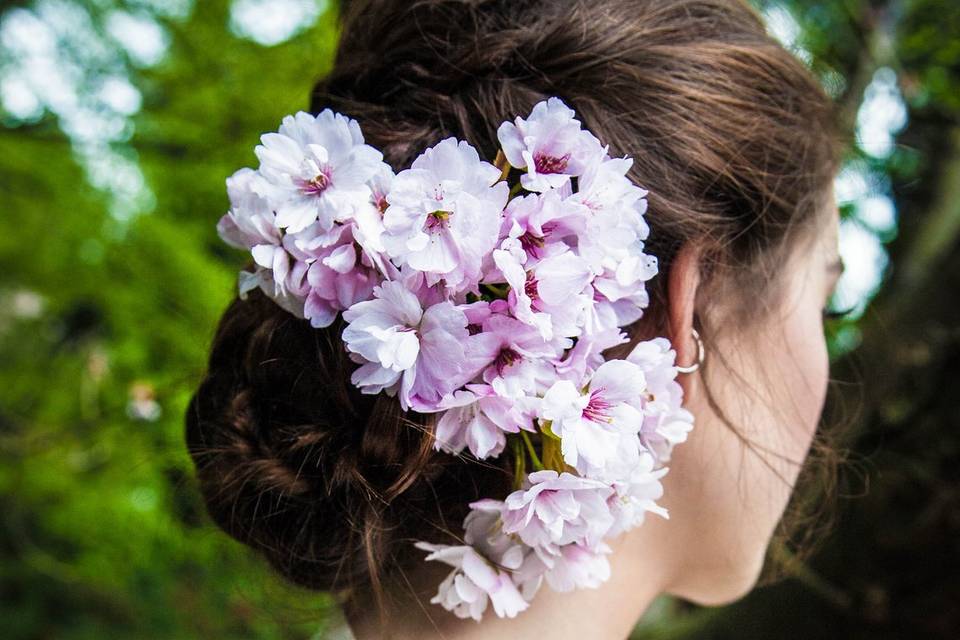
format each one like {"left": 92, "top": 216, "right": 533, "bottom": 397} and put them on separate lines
{"left": 346, "top": 517, "right": 675, "bottom": 640}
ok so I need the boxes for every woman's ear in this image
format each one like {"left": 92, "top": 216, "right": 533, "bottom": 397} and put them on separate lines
{"left": 668, "top": 242, "right": 702, "bottom": 382}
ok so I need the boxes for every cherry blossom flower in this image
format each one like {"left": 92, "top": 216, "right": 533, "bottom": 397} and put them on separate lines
{"left": 500, "top": 470, "right": 614, "bottom": 551}
{"left": 566, "top": 156, "right": 650, "bottom": 267}
{"left": 382, "top": 137, "right": 509, "bottom": 293}
{"left": 254, "top": 110, "right": 385, "bottom": 233}
{"left": 434, "top": 385, "right": 536, "bottom": 459}
{"left": 627, "top": 338, "right": 694, "bottom": 462}
{"left": 589, "top": 275, "right": 654, "bottom": 332}
{"left": 496, "top": 96, "right": 604, "bottom": 192}
{"left": 283, "top": 221, "right": 383, "bottom": 328}
{"left": 464, "top": 499, "right": 527, "bottom": 564}
{"left": 351, "top": 162, "right": 394, "bottom": 256}
{"left": 218, "top": 168, "right": 307, "bottom": 311}
{"left": 250, "top": 243, "right": 293, "bottom": 297}
{"left": 540, "top": 360, "right": 647, "bottom": 475}
{"left": 497, "top": 190, "right": 584, "bottom": 262}
{"left": 342, "top": 281, "right": 494, "bottom": 411}
{"left": 419, "top": 497, "right": 528, "bottom": 619}
{"left": 217, "top": 168, "right": 280, "bottom": 250}
{"left": 523, "top": 541, "right": 613, "bottom": 592}
{"left": 554, "top": 326, "right": 628, "bottom": 386}
{"left": 493, "top": 246, "right": 593, "bottom": 340}
{"left": 414, "top": 543, "right": 528, "bottom": 621}
{"left": 626, "top": 338, "right": 677, "bottom": 389}
{"left": 474, "top": 312, "right": 568, "bottom": 397}
{"left": 606, "top": 451, "right": 670, "bottom": 537}
{"left": 236, "top": 267, "right": 306, "bottom": 318}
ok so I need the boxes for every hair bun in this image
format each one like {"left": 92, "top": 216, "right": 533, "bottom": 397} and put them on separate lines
{"left": 186, "top": 291, "right": 510, "bottom": 593}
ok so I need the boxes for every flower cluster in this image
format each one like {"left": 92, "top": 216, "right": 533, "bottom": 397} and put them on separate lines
{"left": 218, "top": 97, "right": 694, "bottom": 620}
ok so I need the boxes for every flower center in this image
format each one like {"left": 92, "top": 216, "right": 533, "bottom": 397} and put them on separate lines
{"left": 372, "top": 190, "right": 388, "bottom": 215}
{"left": 533, "top": 151, "right": 570, "bottom": 175}
{"left": 524, "top": 272, "right": 539, "bottom": 300}
{"left": 582, "top": 389, "right": 613, "bottom": 423}
{"left": 519, "top": 230, "right": 545, "bottom": 258}
{"left": 494, "top": 347, "right": 522, "bottom": 375}
{"left": 425, "top": 209, "right": 452, "bottom": 231}
{"left": 301, "top": 171, "right": 332, "bottom": 196}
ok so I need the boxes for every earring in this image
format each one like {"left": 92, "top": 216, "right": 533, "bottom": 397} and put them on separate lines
{"left": 675, "top": 327, "right": 705, "bottom": 374}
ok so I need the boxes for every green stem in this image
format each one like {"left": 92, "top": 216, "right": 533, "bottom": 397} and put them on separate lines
{"left": 541, "top": 433, "right": 565, "bottom": 472}
{"left": 512, "top": 438, "right": 527, "bottom": 489}
{"left": 494, "top": 149, "right": 511, "bottom": 182}
{"left": 540, "top": 420, "right": 560, "bottom": 441}
{"left": 520, "top": 431, "right": 545, "bottom": 471}
{"left": 482, "top": 283, "right": 509, "bottom": 299}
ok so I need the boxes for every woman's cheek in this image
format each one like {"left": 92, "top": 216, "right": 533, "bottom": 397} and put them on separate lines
{"left": 785, "top": 303, "right": 830, "bottom": 444}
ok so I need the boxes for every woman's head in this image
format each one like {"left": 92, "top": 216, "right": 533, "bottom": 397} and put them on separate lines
{"left": 186, "top": 0, "right": 839, "bottom": 619}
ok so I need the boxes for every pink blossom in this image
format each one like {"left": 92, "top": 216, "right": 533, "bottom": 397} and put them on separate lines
{"left": 500, "top": 470, "right": 614, "bottom": 551}
{"left": 540, "top": 360, "right": 647, "bottom": 475}
{"left": 493, "top": 246, "right": 593, "bottom": 340}
{"left": 350, "top": 162, "right": 394, "bottom": 256}
{"left": 236, "top": 267, "right": 307, "bottom": 318}
{"left": 474, "top": 312, "right": 568, "bottom": 397}
{"left": 249, "top": 243, "right": 291, "bottom": 296}
{"left": 523, "top": 541, "right": 613, "bottom": 592}
{"left": 434, "top": 385, "right": 536, "bottom": 459}
{"left": 627, "top": 338, "right": 694, "bottom": 462}
{"left": 254, "top": 110, "right": 385, "bottom": 233}
{"left": 642, "top": 406, "right": 694, "bottom": 463}
{"left": 284, "top": 222, "right": 384, "bottom": 328}
{"left": 342, "top": 282, "right": 494, "bottom": 411}
{"left": 217, "top": 101, "right": 700, "bottom": 621}
{"left": 382, "top": 137, "right": 508, "bottom": 293}
{"left": 588, "top": 247, "right": 658, "bottom": 332}
{"left": 606, "top": 451, "right": 669, "bottom": 537}
{"left": 414, "top": 543, "right": 528, "bottom": 621}
{"left": 498, "top": 190, "right": 584, "bottom": 262}
{"left": 464, "top": 499, "right": 527, "bottom": 566}
{"left": 496, "top": 97, "right": 604, "bottom": 192}
{"left": 554, "top": 326, "right": 628, "bottom": 386}
{"left": 418, "top": 499, "right": 530, "bottom": 620}
{"left": 565, "top": 156, "right": 650, "bottom": 269}
{"left": 218, "top": 168, "right": 306, "bottom": 312}
{"left": 588, "top": 277, "right": 653, "bottom": 332}
{"left": 217, "top": 168, "right": 280, "bottom": 250}
{"left": 626, "top": 338, "right": 679, "bottom": 394}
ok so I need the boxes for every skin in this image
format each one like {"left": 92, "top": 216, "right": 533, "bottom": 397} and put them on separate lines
{"left": 348, "top": 205, "right": 843, "bottom": 640}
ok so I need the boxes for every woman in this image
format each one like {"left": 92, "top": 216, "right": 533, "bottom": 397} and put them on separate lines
{"left": 186, "top": 0, "right": 842, "bottom": 637}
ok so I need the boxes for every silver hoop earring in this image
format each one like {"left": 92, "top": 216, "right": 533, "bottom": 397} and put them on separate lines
{"left": 675, "top": 327, "right": 704, "bottom": 374}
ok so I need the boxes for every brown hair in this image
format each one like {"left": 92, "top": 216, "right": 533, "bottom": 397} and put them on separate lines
{"left": 186, "top": 0, "right": 839, "bottom": 619}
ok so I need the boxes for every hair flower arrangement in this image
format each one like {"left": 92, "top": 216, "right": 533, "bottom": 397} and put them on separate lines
{"left": 218, "top": 97, "right": 695, "bottom": 620}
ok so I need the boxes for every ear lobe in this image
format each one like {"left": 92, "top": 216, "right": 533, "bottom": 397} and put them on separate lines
{"left": 667, "top": 242, "right": 702, "bottom": 377}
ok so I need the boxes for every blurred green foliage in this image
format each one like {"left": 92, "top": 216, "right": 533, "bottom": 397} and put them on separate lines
{"left": 1, "top": 0, "right": 958, "bottom": 639}
{"left": 1, "top": 1, "right": 340, "bottom": 637}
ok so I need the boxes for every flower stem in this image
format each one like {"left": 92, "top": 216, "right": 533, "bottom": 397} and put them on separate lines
{"left": 494, "top": 149, "right": 511, "bottom": 182}
{"left": 540, "top": 420, "right": 560, "bottom": 440}
{"left": 520, "top": 431, "right": 545, "bottom": 471}
{"left": 512, "top": 438, "right": 527, "bottom": 489}
{"left": 482, "top": 283, "right": 509, "bottom": 299}
{"left": 541, "top": 433, "right": 565, "bottom": 472}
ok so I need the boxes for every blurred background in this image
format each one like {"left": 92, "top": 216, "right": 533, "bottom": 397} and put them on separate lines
{"left": 0, "top": 0, "right": 957, "bottom": 638}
